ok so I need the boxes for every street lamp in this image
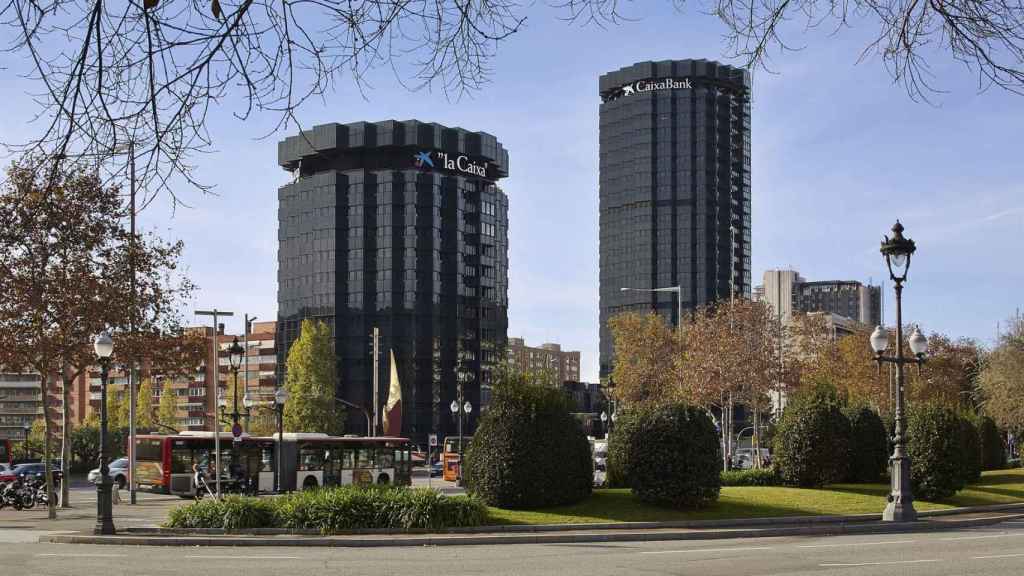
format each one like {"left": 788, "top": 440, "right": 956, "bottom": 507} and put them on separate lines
{"left": 449, "top": 364, "right": 472, "bottom": 486}
{"left": 93, "top": 331, "right": 116, "bottom": 535}
{"left": 274, "top": 387, "right": 289, "bottom": 493}
{"left": 620, "top": 286, "right": 683, "bottom": 327}
{"left": 871, "top": 220, "right": 928, "bottom": 523}
{"left": 222, "top": 337, "right": 251, "bottom": 432}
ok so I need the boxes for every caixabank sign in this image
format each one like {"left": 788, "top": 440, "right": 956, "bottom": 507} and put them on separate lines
{"left": 620, "top": 77, "right": 692, "bottom": 96}
{"left": 413, "top": 149, "right": 494, "bottom": 179}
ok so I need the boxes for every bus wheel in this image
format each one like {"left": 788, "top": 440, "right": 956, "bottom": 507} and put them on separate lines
{"left": 302, "top": 476, "right": 318, "bottom": 490}
{"left": 376, "top": 473, "right": 390, "bottom": 485}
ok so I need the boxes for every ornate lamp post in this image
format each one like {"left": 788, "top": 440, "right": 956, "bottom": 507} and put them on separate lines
{"left": 222, "top": 338, "right": 252, "bottom": 433}
{"left": 93, "top": 331, "right": 116, "bottom": 535}
{"left": 871, "top": 221, "right": 928, "bottom": 522}
{"left": 449, "top": 371, "right": 472, "bottom": 487}
{"left": 274, "top": 387, "right": 289, "bottom": 493}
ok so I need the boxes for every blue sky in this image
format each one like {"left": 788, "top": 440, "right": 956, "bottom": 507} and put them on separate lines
{"left": 2, "top": 4, "right": 1021, "bottom": 382}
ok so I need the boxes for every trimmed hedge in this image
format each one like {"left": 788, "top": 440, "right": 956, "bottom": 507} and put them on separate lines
{"left": 611, "top": 403, "right": 721, "bottom": 508}
{"left": 773, "top": 387, "right": 852, "bottom": 487}
{"left": 165, "top": 486, "right": 488, "bottom": 532}
{"left": 463, "top": 378, "right": 592, "bottom": 508}
{"left": 958, "top": 415, "right": 983, "bottom": 484}
{"left": 843, "top": 406, "right": 890, "bottom": 483}
{"left": 978, "top": 416, "right": 1007, "bottom": 471}
{"left": 721, "top": 467, "right": 779, "bottom": 487}
{"left": 906, "top": 404, "right": 966, "bottom": 501}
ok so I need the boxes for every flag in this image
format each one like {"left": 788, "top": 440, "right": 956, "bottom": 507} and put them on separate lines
{"left": 382, "top": 349, "right": 402, "bottom": 436}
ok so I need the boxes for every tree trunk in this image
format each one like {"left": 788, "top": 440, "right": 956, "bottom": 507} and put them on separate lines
{"left": 41, "top": 372, "right": 57, "bottom": 519}
{"left": 60, "top": 367, "right": 72, "bottom": 508}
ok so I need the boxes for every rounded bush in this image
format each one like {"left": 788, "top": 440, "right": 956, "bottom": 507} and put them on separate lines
{"left": 906, "top": 404, "right": 966, "bottom": 501}
{"left": 772, "top": 387, "right": 852, "bottom": 487}
{"left": 958, "top": 415, "right": 982, "bottom": 484}
{"left": 843, "top": 406, "right": 890, "bottom": 483}
{"left": 611, "top": 403, "right": 721, "bottom": 508}
{"left": 463, "top": 380, "right": 592, "bottom": 508}
{"left": 978, "top": 416, "right": 1007, "bottom": 471}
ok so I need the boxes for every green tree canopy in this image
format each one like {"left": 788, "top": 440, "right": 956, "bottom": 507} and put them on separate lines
{"left": 157, "top": 381, "right": 180, "bottom": 432}
{"left": 283, "top": 319, "right": 342, "bottom": 435}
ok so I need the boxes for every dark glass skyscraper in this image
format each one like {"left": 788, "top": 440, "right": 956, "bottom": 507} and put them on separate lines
{"left": 598, "top": 60, "right": 752, "bottom": 375}
{"left": 277, "top": 121, "right": 510, "bottom": 442}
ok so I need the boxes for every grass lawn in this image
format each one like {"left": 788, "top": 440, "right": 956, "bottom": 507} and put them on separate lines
{"left": 485, "top": 468, "right": 1024, "bottom": 526}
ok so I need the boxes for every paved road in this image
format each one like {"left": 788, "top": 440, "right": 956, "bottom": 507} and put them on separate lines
{"left": 4, "top": 519, "right": 1024, "bottom": 574}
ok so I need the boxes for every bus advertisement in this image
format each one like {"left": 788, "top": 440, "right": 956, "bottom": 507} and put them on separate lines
{"left": 134, "top": 432, "right": 413, "bottom": 497}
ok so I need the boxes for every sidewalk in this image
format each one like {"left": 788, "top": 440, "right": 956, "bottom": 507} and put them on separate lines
{"left": 34, "top": 503, "right": 1024, "bottom": 548}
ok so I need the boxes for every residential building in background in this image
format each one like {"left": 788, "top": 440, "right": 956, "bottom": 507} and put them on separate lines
{"left": 756, "top": 269, "right": 881, "bottom": 326}
{"left": 507, "top": 338, "right": 581, "bottom": 384}
{"left": 0, "top": 373, "right": 43, "bottom": 442}
{"left": 277, "top": 120, "right": 510, "bottom": 444}
{"left": 598, "top": 59, "right": 752, "bottom": 376}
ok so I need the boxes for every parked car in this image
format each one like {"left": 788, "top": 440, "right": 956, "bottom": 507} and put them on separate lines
{"left": 593, "top": 461, "right": 607, "bottom": 487}
{"left": 0, "top": 463, "right": 11, "bottom": 474}
{"left": 732, "top": 448, "right": 771, "bottom": 470}
{"left": 11, "top": 462, "right": 64, "bottom": 484}
{"left": 87, "top": 457, "right": 129, "bottom": 489}
{"left": 430, "top": 460, "right": 443, "bottom": 478}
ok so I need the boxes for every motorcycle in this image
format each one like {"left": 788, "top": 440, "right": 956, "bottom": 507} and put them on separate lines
{"left": 0, "top": 480, "right": 27, "bottom": 510}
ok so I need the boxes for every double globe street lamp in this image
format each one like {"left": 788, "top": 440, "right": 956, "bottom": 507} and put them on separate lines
{"left": 220, "top": 337, "right": 254, "bottom": 434}
{"left": 93, "top": 331, "right": 116, "bottom": 535}
{"left": 274, "top": 386, "right": 289, "bottom": 493}
{"left": 870, "top": 221, "right": 928, "bottom": 522}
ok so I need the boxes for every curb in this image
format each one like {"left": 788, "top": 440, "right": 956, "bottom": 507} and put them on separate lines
{"left": 118, "top": 501, "right": 1024, "bottom": 537}
{"left": 40, "top": 512, "right": 1024, "bottom": 548}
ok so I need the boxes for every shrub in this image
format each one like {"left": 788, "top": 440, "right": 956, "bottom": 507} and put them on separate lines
{"left": 906, "top": 404, "right": 966, "bottom": 501}
{"left": 843, "top": 406, "right": 890, "bottom": 483}
{"left": 772, "top": 386, "right": 852, "bottom": 487}
{"left": 463, "top": 376, "right": 592, "bottom": 508}
{"left": 721, "top": 467, "right": 779, "bottom": 487}
{"left": 164, "top": 486, "right": 488, "bottom": 533}
{"left": 978, "top": 416, "right": 1007, "bottom": 471}
{"left": 612, "top": 403, "right": 721, "bottom": 508}
{"left": 958, "top": 415, "right": 982, "bottom": 484}
{"left": 606, "top": 409, "right": 641, "bottom": 489}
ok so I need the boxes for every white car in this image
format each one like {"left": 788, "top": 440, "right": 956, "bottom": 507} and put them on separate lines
{"left": 87, "top": 457, "right": 129, "bottom": 489}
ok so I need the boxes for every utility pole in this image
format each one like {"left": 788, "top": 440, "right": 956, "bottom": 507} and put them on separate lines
{"left": 127, "top": 140, "right": 138, "bottom": 505}
{"left": 195, "top": 309, "right": 233, "bottom": 499}
{"left": 371, "top": 327, "right": 380, "bottom": 436}
{"left": 244, "top": 314, "right": 257, "bottom": 431}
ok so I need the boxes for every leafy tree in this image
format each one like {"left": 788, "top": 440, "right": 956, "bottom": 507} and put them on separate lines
{"left": 157, "top": 382, "right": 180, "bottom": 432}
{"left": 610, "top": 403, "right": 721, "bottom": 508}
{"left": 283, "top": 319, "right": 342, "bottom": 435}
{"left": 463, "top": 369, "right": 592, "bottom": 508}
{"left": 907, "top": 403, "right": 966, "bottom": 501}
{"left": 607, "top": 312, "right": 681, "bottom": 407}
{"left": 978, "top": 316, "right": 1024, "bottom": 433}
{"left": 70, "top": 417, "right": 100, "bottom": 472}
{"left": 136, "top": 377, "right": 156, "bottom": 431}
{"left": 772, "top": 384, "right": 852, "bottom": 487}
{"left": 977, "top": 416, "right": 1007, "bottom": 471}
{"left": 843, "top": 405, "right": 890, "bottom": 483}
{"left": 0, "top": 157, "right": 191, "bottom": 519}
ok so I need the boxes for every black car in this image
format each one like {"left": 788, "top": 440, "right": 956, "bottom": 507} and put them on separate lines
{"left": 12, "top": 462, "right": 64, "bottom": 483}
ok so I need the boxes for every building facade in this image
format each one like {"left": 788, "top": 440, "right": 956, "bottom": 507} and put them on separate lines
{"left": 506, "top": 338, "right": 581, "bottom": 384}
{"left": 757, "top": 269, "right": 881, "bottom": 326}
{"left": 277, "top": 121, "right": 510, "bottom": 443}
{"left": 598, "top": 60, "right": 752, "bottom": 376}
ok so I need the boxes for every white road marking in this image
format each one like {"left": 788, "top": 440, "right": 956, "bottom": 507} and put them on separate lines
{"left": 799, "top": 539, "right": 915, "bottom": 548}
{"left": 820, "top": 559, "right": 942, "bottom": 567}
{"left": 974, "top": 553, "right": 1024, "bottom": 559}
{"left": 184, "top": 555, "right": 300, "bottom": 560}
{"left": 941, "top": 533, "right": 1020, "bottom": 541}
{"left": 641, "top": 546, "right": 773, "bottom": 555}
{"left": 37, "top": 553, "right": 127, "bottom": 558}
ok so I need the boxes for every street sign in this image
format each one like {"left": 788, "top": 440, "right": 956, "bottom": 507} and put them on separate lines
{"left": 231, "top": 423, "right": 242, "bottom": 438}
{"left": 428, "top": 433, "right": 438, "bottom": 447}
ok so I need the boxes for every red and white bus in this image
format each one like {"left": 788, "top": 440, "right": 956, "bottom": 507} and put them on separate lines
{"left": 134, "top": 432, "right": 276, "bottom": 497}
{"left": 0, "top": 439, "right": 11, "bottom": 466}
{"left": 134, "top": 432, "right": 414, "bottom": 496}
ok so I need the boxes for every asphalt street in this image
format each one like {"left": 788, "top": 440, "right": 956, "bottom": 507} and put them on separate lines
{"left": 2, "top": 519, "right": 1024, "bottom": 575}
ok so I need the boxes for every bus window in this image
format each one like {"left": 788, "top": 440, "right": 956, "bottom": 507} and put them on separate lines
{"left": 356, "top": 448, "right": 375, "bottom": 468}
{"left": 379, "top": 449, "right": 394, "bottom": 468}
{"left": 299, "top": 446, "right": 324, "bottom": 471}
{"left": 341, "top": 447, "right": 355, "bottom": 469}
{"left": 170, "top": 448, "right": 191, "bottom": 474}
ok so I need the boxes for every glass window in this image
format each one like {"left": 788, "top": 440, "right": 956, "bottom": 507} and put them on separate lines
{"left": 356, "top": 448, "right": 375, "bottom": 468}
